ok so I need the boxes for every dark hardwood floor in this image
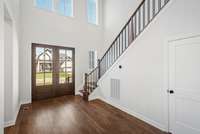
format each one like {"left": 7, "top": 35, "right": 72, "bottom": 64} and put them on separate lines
{"left": 5, "top": 96, "right": 167, "bottom": 134}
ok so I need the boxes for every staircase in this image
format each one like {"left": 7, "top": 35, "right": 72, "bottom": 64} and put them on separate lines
{"left": 82, "top": 0, "right": 170, "bottom": 101}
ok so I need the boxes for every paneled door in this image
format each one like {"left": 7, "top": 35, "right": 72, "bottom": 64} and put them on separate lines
{"left": 32, "top": 43, "right": 75, "bottom": 101}
{"left": 169, "top": 36, "right": 200, "bottom": 134}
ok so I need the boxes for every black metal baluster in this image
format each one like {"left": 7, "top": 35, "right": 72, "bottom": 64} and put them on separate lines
{"left": 88, "top": 75, "right": 90, "bottom": 93}
{"left": 133, "top": 17, "right": 135, "bottom": 40}
{"left": 125, "top": 26, "right": 127, "bottom": 49}
{"left": 122, "top": 31, "right": 124, "bottom": 52}
{"left": 114, "top": 41, "right": 117, "bottom": 61}
{"left": 128, "top": 22, "right": 130, "bottom": 45}
{"left": 143, "top": 2, "right": 145, "bottom": 29}
{"left": 104, "top": 56, "right": 106, "bottom": 74}
{"left": 102, "top": 57, "right": 104, "bottom": 75}
{"left": 118, "top": 35, "right": 121, "bottom": 56}
{"left": 106, "top": 53, "right": 108, "bottom": 70}
{"left": 148, "top": 0, "right": 150, "bottom": 23}
{"left": 110, "top": 46, "right": 112, "bottom": 65}
{"left": 99, "top": 60, "right": 101, "bottom": 77}
{"left": 112, "top": 45, "right": 114, "bottom": 64}
{"left": 158, "top": 0, "right": 161, "bottom": 11}
{"left": 113, "top": 42, "right": 115, "bottom": 62}
{"left": 90, "top": 75, "right": 92, "bottom": 92}
{"left": 111, "top": 47, "right": 112, "bottom": 66}
{"left": 135, "top": 15, "right": 137, "bottom": 38}
{"left": 91, "top": 73, "right": 93, "bottom": 91}
{"left": 101, "top": 58, "right": 103, "bottom": 76}
{"left": 120, "top": 34, "right": 122, "bottom": 55}
{"left": 109, "top": 49, "right": 111, "bottom": 67}
{"left": 123, "top": 30, "right": 125, "bottom": 51}
{"left": 129, "top": 17, "right": 134, "bottom": 45}
{"left": 108, "top": 49, "right": 111, "bottom": 68}
{"left": 138, "top": 8, "right": 141, "bottom": 33}
{"left": 118, "top": 37, "right": 120, "bottom": 57}
{"left": 107, "top": 50, "right": 109, "bottom": 68}
{"left": 116, "top": 41, "right": 118, "bottom": 60}
{"left": 104, "top": 57, "right": 106, "bottom": 74}
{"left": 104, "top": 54, "right": 107, "bottom": 71}
{"left": 164, "top": 0, "right": 169, "bottom": 5}
{"left": 152, "top": 0, "right": 155, "bottom": 17}
{"left": 108, "top": 49, "right": 110, "bottom": 67}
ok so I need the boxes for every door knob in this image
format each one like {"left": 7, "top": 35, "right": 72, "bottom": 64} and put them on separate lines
{"left": 167, "top": 90, "right": 174, "bottom": 94}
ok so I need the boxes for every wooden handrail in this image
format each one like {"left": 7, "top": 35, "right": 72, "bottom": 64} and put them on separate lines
{"left": 84, "top": 0, "right": 170, "bottom": 95}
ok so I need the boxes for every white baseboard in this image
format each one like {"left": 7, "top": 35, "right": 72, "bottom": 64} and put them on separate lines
{"left": 99, "top": 97, "right": 168, "bottom": 132}
{"left": 4, "top": 120, "right": 15, "bottom": 128}
{"left": 20, "top": 99, "right": 32, "bottom": 105}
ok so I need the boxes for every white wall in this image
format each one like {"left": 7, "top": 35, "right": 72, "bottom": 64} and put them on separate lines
{"left": 101, "top": 0, "right": 142, "bottom": 56}
{"left": 98, "top": 0, "right": 200, "bottom": 132}
{"left": 0, "top": 0, "right": 4, "bottom": 133}
{"left": 19, "top": 0, "right": 104, "bottom": 104}
{"left": 4, "top": 17, "right": 13, "bottom": 126}
{"left": 3, "top": 0, "right": 20, "bottom": 128}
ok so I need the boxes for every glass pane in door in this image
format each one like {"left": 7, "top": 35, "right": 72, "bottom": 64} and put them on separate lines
{"left": 59, "top": 49, "right": 66, "bottom": 84}
{"left": 59, "top": 49, "right": 73, "bottom": 84}
{"left": 36, "top": 47, "right": 45, "bottom": 86}
{"left": 44, "top": 48, "right": 53, "bottom": 85}
{"left": 35, "top": 47, "right": 53, "bottom": 86}
{"left": 66, "top": 50, "right": 72, "bottom": 83}
{"left": 45, "top": 72, "right": 52, "bottom": 85}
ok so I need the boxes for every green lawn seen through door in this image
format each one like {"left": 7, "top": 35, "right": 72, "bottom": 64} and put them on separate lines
{"left": 36, "top": 72, "right": 72, "bottom": 85}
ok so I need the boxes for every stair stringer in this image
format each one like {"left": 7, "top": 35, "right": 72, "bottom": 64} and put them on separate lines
{"left": 88, "top": 86, "right": 103, "bottom": 101}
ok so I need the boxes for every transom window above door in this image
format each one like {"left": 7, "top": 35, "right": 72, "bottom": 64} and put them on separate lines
{"left": 55, "top": 0, "right": 73, "bottom": 17}
{"left": 87, "top": 0, "right": 98, "bottom": 25}
{"left": 35, "top": 0, "right": 73, "bottom": 17}
{"left": 35, "top": 0, "right": 99, "bottom": 25}
{"left": 35, "top": 0, "right": 53, "bottom": 11}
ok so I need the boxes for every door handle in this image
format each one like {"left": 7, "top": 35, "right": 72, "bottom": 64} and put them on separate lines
{"left": 167, "top": 90, "right": 174, "bottom": 94}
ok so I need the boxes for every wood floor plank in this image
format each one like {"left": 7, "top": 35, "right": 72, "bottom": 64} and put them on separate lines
{"left": 5, "top": 96, "right": 168, "bottom": 134}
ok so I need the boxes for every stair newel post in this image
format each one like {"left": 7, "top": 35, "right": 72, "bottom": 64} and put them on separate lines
{"left": 98, "top": 59, "right": 101, "bottom": 79}
{"left": 83, "top": 73, "right": 89, "bottom": 101}
{"left": 84, "top": 73, "right": 88, "bottom": 92}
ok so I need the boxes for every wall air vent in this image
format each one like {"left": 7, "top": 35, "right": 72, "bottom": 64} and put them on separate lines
{"left": 110, "top": 78, "right": 120, "bottom": 100}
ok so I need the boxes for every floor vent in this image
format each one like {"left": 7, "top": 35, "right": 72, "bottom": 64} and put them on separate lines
{"left": 22, "top": 106, "right": 30, "bottom": 111}
{"left": 110, "top": 79, "right": 120, "bottom": 100}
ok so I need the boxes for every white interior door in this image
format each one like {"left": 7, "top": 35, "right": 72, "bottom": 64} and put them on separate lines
{"left": 169, "top": 36, "right": 200, "bottom": 134}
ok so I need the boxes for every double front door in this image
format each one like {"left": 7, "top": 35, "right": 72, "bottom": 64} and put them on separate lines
{"left": 32, "top": 43, "right": 75, "bottom": 101}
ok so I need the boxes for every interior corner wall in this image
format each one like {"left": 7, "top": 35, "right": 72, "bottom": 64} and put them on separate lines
{"left": 0, "top": 0, "right": 5, "bottom": 133}
{"left": 4, "top": 16, "right": 14, "bottom": 126}
{"left": 99, "top": 0, "right": 200, "bottom": 132}
{"left": 19, "top": 0, "right": 104, "bottom": 104}
{"left": 3, "top": 0, "right": 20, "bottom": 128}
